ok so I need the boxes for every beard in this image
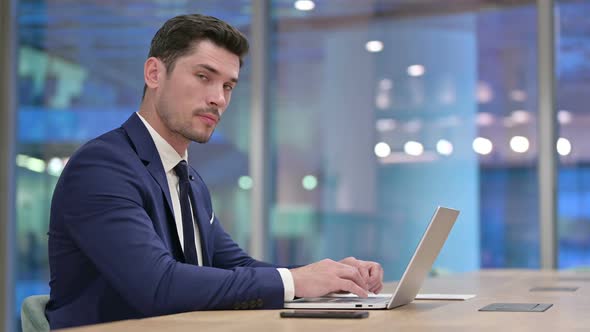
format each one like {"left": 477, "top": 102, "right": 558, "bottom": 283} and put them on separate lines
{"left": 157, "top": 105, "right": 221, "bottom": 144}
{"left": 183, "top": 124, "right": 213, "bottom": 144}
{"left": 186, "top": 107, "right": 221, "bottom": 143}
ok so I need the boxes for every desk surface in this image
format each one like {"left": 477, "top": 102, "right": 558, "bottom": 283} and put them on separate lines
{"left": 60, "top": 269, "right": 590, "bottom": 331}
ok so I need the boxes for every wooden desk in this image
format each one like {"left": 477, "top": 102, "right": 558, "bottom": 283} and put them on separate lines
{"left": 59, "top": 269, "right": 590, "bottom": 331}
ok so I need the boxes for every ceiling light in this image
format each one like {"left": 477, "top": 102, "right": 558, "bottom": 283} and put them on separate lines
{"left": 407, "top": 65, "right": 425, "bottom": 77}
{"left": 557, "top": 138, "right": 572, "bottom": 156}
{"left": 473, "top": 137, "right": 493, "bottom": 155}
{"left": 374, "top": 142, "right": 391, "bottom": 158}
{"left": 365, "top": 40, "right": 383, "bottom": 53}
{"left": 436, "top": 139, "right": 453, "bottom": 156}
{"left": 294, "top": 0, "right": 315, "bottom": 11}
{"left": 509, "top": 136, "right": 529, "bottom": 153}
{"left": 558, "top": 110, "right": 572, "bottom": 125}
{"left": 404, "top": 141, "right": 424, "bottom": 156}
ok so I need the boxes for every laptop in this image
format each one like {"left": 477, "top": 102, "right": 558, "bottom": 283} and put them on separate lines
{"left": 284, "top": 206, "right": 460, "bottom": 310}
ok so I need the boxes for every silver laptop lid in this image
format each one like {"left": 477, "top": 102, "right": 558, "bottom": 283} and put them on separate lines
{"left": 387, "top": 206, "right": 459, "bottom": 309}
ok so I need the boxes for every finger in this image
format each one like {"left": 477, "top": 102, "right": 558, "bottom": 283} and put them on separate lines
{"left": 367, "top": 264, "right": 380, "bottom": 284}
{"left": 374, "top": 266, "right": 385, "bottom": 293}
{"left": 339, "top": 279, "right": 368, "bottom": 298}
{"left": 358, "top": 265, "right": 370, "bottom": 284}
{"left": 367, "top": 271, "right": 383, "bottom": 292}
{"left": 367, "top": 262, "right": 381, "bottom": 278}
{"left": 336, "top": 264, "right": 369, "bottom": 290}
{"left": 371, "top": 283, "right": 384, "bottom": 294}
{"left": 351, "top": 261, "right": 370, "bottom": 285}
{"left": 340, "top": 256, "right": 357, "bottom": 266}
{"left": 368, "top": 264, "right": 384, "bottom": 293}
{"left": 369, "top": 277, "right": 383, "bottom": 293}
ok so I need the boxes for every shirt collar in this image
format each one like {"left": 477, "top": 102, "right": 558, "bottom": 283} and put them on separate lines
{"left": 136, "top": 112, "right": 187, "bottom": 173}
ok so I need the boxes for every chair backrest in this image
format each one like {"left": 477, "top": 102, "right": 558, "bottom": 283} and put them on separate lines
{"left": 21, "top": 295, "right": 50, "bottom": 332}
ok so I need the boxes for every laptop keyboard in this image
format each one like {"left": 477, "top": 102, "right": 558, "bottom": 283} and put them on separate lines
{"left": 294, "top": 296, "right": 390, "bottom": 304}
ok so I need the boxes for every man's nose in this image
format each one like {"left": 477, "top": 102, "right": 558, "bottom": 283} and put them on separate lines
{"left": 206, "top": 86, "right": 227, "bottom": 109}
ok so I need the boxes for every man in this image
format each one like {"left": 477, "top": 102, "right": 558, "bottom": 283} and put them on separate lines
{"left": 46, "top": 14, "right": 383, "bottom": 329}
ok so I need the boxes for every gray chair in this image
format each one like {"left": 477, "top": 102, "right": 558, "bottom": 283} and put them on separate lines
{"left": 21, "top": 295, "right": 50, "bottom": 332}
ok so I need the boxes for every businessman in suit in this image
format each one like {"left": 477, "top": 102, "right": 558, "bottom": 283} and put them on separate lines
{"left": 46, "top": 14, "right": 383, "bottom": 329}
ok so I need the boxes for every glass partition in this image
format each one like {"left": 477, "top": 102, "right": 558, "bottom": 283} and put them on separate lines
{"left": 269, "top": 1, "right": 540, "bottom": 280}
{"left": 556, "top": 0, "right": 590, "bottom": 269}
{"left": 476, "top": 5, "right": 540, "bottom": 268}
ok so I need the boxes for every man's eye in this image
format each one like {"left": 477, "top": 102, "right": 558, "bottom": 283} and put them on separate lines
{"left": 197, "top": 74, "right": 208, "bottom": 81}
{"left": 224, "top": 85, "right": 234, "bottom": 91}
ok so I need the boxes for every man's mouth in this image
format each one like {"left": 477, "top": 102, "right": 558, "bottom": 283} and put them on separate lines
{"left": 197, "top": 114, "right": 218, "bottom": 126}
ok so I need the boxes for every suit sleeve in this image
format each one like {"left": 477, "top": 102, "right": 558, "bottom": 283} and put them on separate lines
{"left": 54, "top": 141, "right": 285, "bottom": 316}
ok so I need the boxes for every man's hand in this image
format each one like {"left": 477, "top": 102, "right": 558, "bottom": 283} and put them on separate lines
{"left": 339, "top": 257, "right": 384, "bottom": 294}
{"left": 289, "top": 259, "right": 370, "bottom": 298}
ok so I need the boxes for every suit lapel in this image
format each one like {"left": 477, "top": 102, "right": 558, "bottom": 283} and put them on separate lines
{"left": 123, "top": 113, "right": 211, "bottom": 266}
{"left": 122, "top": 113, "right": 174, "bottom": 212}
{"left": 121, "top": 114, "right": 182, "bottom": 257}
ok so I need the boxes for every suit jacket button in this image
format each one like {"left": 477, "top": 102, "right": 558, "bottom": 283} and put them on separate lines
{"left": 189, "top": 175, "right": 195, "bottom": 181}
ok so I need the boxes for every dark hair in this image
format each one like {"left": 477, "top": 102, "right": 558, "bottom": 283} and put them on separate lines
{"left": 142, "top": 14, "right": 249, "bottom": 98}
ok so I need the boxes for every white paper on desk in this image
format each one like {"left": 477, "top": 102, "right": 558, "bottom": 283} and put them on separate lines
{"left": 415, "top": 293, "right": 476, "bottom": 300}
{"left": 326, "top": 293, "right": 392, "bottom": 298}
{"left": 325, "top": 292, "right": 475, "bottom": 300}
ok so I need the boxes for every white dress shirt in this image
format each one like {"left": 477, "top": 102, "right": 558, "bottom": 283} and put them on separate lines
{"left": 137, "top": 113, "right": 294, "bottom": 301}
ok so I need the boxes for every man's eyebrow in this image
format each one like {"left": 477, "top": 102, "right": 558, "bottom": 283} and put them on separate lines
{"left": 194, "top": 64, "right": 238, "bottom": 83}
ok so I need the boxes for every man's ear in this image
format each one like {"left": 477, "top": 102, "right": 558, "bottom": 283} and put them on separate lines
{"left": 144, "top": 57, "right": 163, "bottom": 90}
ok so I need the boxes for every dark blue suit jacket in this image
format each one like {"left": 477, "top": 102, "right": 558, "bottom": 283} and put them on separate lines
{"left": 46, "top": 113, "right": 285, "bottom": 329}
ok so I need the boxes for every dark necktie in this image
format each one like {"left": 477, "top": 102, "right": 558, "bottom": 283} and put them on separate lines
{"left": 173, "top": 160, "right": 199, "bottom": 265}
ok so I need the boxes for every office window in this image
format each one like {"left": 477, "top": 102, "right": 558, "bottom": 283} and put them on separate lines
{"left": 269, "top": 1, "right": 479, "bottom": 279}
{"left": 556, "top": 0, "right": 590, "bottom": 268}
{"left": 476, "top": 5, "right": 540, "bottom": 268}
{"left": 268, "top": 1, "right": 540, "bottom": 279}
{"left": 15, "top": 0, "right": 252, "bottom": 325}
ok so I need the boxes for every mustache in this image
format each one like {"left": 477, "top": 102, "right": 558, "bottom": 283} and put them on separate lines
{"left": 193, "top": 107, "right": 220, "bottom": 119}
